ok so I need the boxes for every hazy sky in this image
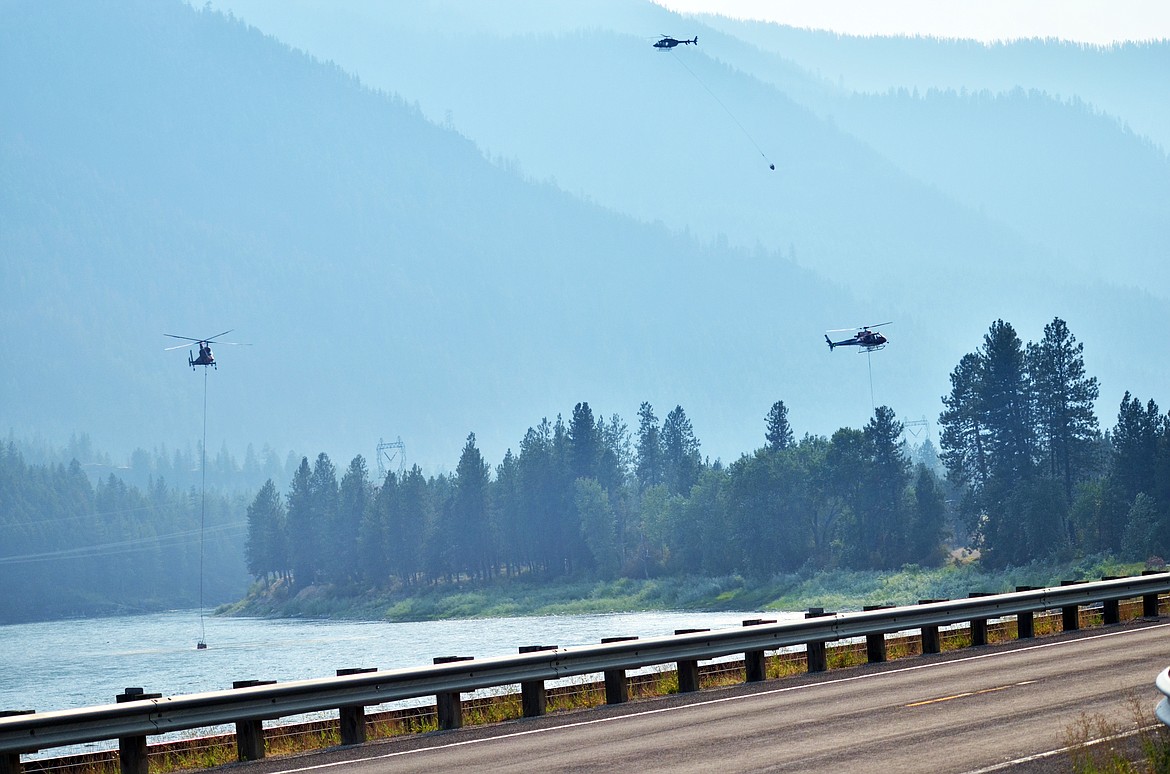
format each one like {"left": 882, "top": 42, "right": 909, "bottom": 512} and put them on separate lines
{"left": 653, "top": 0, "right": 1170, "bottom": 44}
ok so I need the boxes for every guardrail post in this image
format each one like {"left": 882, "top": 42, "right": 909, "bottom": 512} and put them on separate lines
{"left": 0, "top": 711, "right": 33, "bottom": 774}
{"left": 336, "top": 668, "right": 377, "bottom": 745}
{"left": 1102, "top": 576, "right": 1122, "bottom": 624}
{"left": 742, "top": 619, "right": 776, "bottom": 682}
{"left": 862, "top": 606, "right": 891, "bottom": 662}
{"left": 115, "top": 688, "right": 161, "bottom": 774}
{"left": 918, "top": 600, "right": 945, "bottom": 653}
{"left": 1060, "top": 581, "right": 1083, "bottom": 631}
{"left": 804, "top": 608, "right": 833, "bottom": 672}
{"left": 601, "top": 637, "right": 638, "bottom": 704}
{"left": 518, "top": 646, "right": 557, "bottom": 717}
{"left": 433, "top": 657, "right": 473, "bottom": 730}
{"left": 674, "top": 629, "right": 710, "bottom": 692}
{"left": 1143, "top": 571, "right": 1163, "bottom": 617}
{"left": 968, "top": 593, "right": 993, "bottom": 646}
{"left": 231, "top": 680, "right": 276, "bottom": 760}
{"left": 1014, "top": 587, "right": 1037, "bottom": 639}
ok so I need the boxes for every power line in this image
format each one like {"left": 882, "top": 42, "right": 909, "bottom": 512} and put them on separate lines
{"left": 0, "top": 521, "right": 246, "bottom": 565}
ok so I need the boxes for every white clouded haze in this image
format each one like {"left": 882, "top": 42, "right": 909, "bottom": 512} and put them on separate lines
{"left": 653, "top": 0, "right": 1170, "bottom": 44}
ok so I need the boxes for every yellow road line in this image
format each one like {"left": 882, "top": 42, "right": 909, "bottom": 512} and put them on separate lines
{"left": 906, "top": 680, "right": 1038, "bottom": 707}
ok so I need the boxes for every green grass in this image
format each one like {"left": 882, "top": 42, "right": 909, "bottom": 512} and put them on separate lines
{"left": 222, "top": 556, "right": 1149, "bottom": 623}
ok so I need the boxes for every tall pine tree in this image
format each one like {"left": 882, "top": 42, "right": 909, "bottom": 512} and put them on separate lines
{"left": 1028, "top": 318, "right": 1100, "bottom": 501}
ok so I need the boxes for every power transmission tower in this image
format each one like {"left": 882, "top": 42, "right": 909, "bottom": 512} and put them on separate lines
{"left": 376, "top": 436, "right": 406, "bottom": 479}
{"left": 902, "top": 417, "right": 931, "bottom": 441}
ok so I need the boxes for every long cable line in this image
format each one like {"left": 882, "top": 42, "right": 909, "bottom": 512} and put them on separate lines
{"left": 198, "top": 367, "right": 208, "bottom": 649}
{"left": 667, "top": 49, "right": 775, "bottom": 170}
{"left": 0, "top": 521, "right": 247, "bottom": 565}
{"left": 0, "top": 503, "right": 160, "bottom": 530}
{"left": 868, "top": 350, "right": 876, "bottom": 413}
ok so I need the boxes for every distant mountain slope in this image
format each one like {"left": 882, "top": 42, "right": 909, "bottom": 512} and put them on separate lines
{"left": 696, "top": 16, "right": 1170, "bottom": 153}
{"left": 2, "top": 1, "right": 1166, "bottom": 472}
{"left": 680, "top": 26, "right": 1170, "bottom": 293}
{"left": 207, "top": 3, "right": 1170, "bottom": 405}
{"left": 1, "top": 0, "right": 881, "bottom": 468}
{"left": 213, "top": 1, "right": 1169, "bottom": 297}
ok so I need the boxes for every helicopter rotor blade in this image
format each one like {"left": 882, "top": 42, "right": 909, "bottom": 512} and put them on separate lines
{"left": 164, "top": 333, "right": 203, "bottom": 343}
{"left": 164, "top": 342, "right": 192, "bottom": 351}
{"left": 202, "top": 329, "right": 235, "bottom": 343}
{"left": 827, "top": 321, "right": 893, "bottom": 333}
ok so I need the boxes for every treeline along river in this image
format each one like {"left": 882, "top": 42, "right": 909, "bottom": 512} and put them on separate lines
{"left": 0, "top": 609, "right": 790, "bottom": 758}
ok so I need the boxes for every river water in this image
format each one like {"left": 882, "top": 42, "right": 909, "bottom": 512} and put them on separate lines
{"left": 0, "top": 608, "right": 800, "bottom": 757}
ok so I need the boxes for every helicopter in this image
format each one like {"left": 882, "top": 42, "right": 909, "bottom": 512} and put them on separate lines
{"left": 654, "top": 35, "right": 697, "bottom": 49}
{"left": 825, "top": 322, "right": 892, "bottom": 353}
{"left": 164, "top": 329, "right": 243, "bottom": 370}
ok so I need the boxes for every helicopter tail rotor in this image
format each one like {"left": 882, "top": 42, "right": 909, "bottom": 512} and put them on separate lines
{"left": 825, "top": 335, "right": 835, "bottom": 350}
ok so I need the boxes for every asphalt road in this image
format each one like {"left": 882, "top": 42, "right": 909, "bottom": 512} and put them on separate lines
{"left": 231, "top": 620, "right": 1170, "bottom": 774}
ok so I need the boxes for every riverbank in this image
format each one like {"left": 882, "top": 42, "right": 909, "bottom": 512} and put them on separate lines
{"left": 219, "top": 555, "right": 1148, "bottom": 622}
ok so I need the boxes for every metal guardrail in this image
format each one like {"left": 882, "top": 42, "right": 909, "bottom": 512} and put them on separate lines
{"left": 1156, "top": 667, "right": 1170, "bottom": 727}
{"left": 2, "top": 572, "right": 1168, "bottom": 768}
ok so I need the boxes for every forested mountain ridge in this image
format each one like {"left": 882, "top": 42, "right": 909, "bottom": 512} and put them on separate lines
{"left": 3, "top": 0, "right": 1167, "bottom": 475}
{"left": 207, "top": 1, "right": 1170, "bottom": 445}
{"left": 215, "top": 0, "right": 1169, "bottom": 296}
{"left": 2, "top": 0, "right": 862, "bottom": 468}
{"left": 696, "top": 16, "right": 1170, "bottom": 152}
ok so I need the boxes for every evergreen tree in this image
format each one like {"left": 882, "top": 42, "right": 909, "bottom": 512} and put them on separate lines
{"left": 285, "top": 456, "right": 318, "bottom": 589}
{"left": 450, "top": 433, "right": 492, "bottom": 580}
{"left": 517, "top": 419, "right": 561, "bottom": 574}
{"left": 867, "top": 406, "right": 913, "bottom": 566}
{"left": 422, "top": 473, "right": 454, "bottom": 582}
{"left": 601, "top": 413, "right": 633, "bottom": 484}
{"left": 980, "top": 320, "right": 1035, "bottom": 483}
{"left": 308, "top": 453, "right": 339, "bottom": 580}
{"left": 765, "top": 400, "right": 795, "bottom": 452}
{"left": 661, "top": 405, "right": 701, "bottom": 496}
{"left": 244, "top": 479, "right": 285, "bottom": 582}
{"left": 492, "top": 450, "right": 523, "bottom": 576}
{"left": 392, "top": 465, "right": 431, "bottom": 585}
{"left": 332, "top": 455, "right": 371, "bottom": 584}
{"left": 596, "top": 413, "right": 628, "bottom": 495}
{"left": 940, "top": 320, "right": 1038, "bottom": 564}
{"left": 909, "top": 464, "right": 948, "bottom": 565}
{"left": 567, "top": 402, "right": 600, "bottom": 482}
{"left": 1028, "top": 317, "right": 1100, "bottom": 500}
{"left": 358, "top": 470, "right": 394, "bottom": 585}
{"left": 635, "top": 402, "right": 663, "bottom": 490}
{"left": 939, "top": 352, "right": 990, "bottom": 496}
{"left": 551, "top": 414, "right": 589, "bottom": 573}
{"left": 598, "top": 413, "right": 632, "bottom": 564}
{"left": 1109, "top": 392, "right": 1162, "bottom": 506}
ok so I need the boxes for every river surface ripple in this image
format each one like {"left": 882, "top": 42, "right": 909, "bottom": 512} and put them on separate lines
{"left": 1, "top": 609, "right": 799, "bottom": 757}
